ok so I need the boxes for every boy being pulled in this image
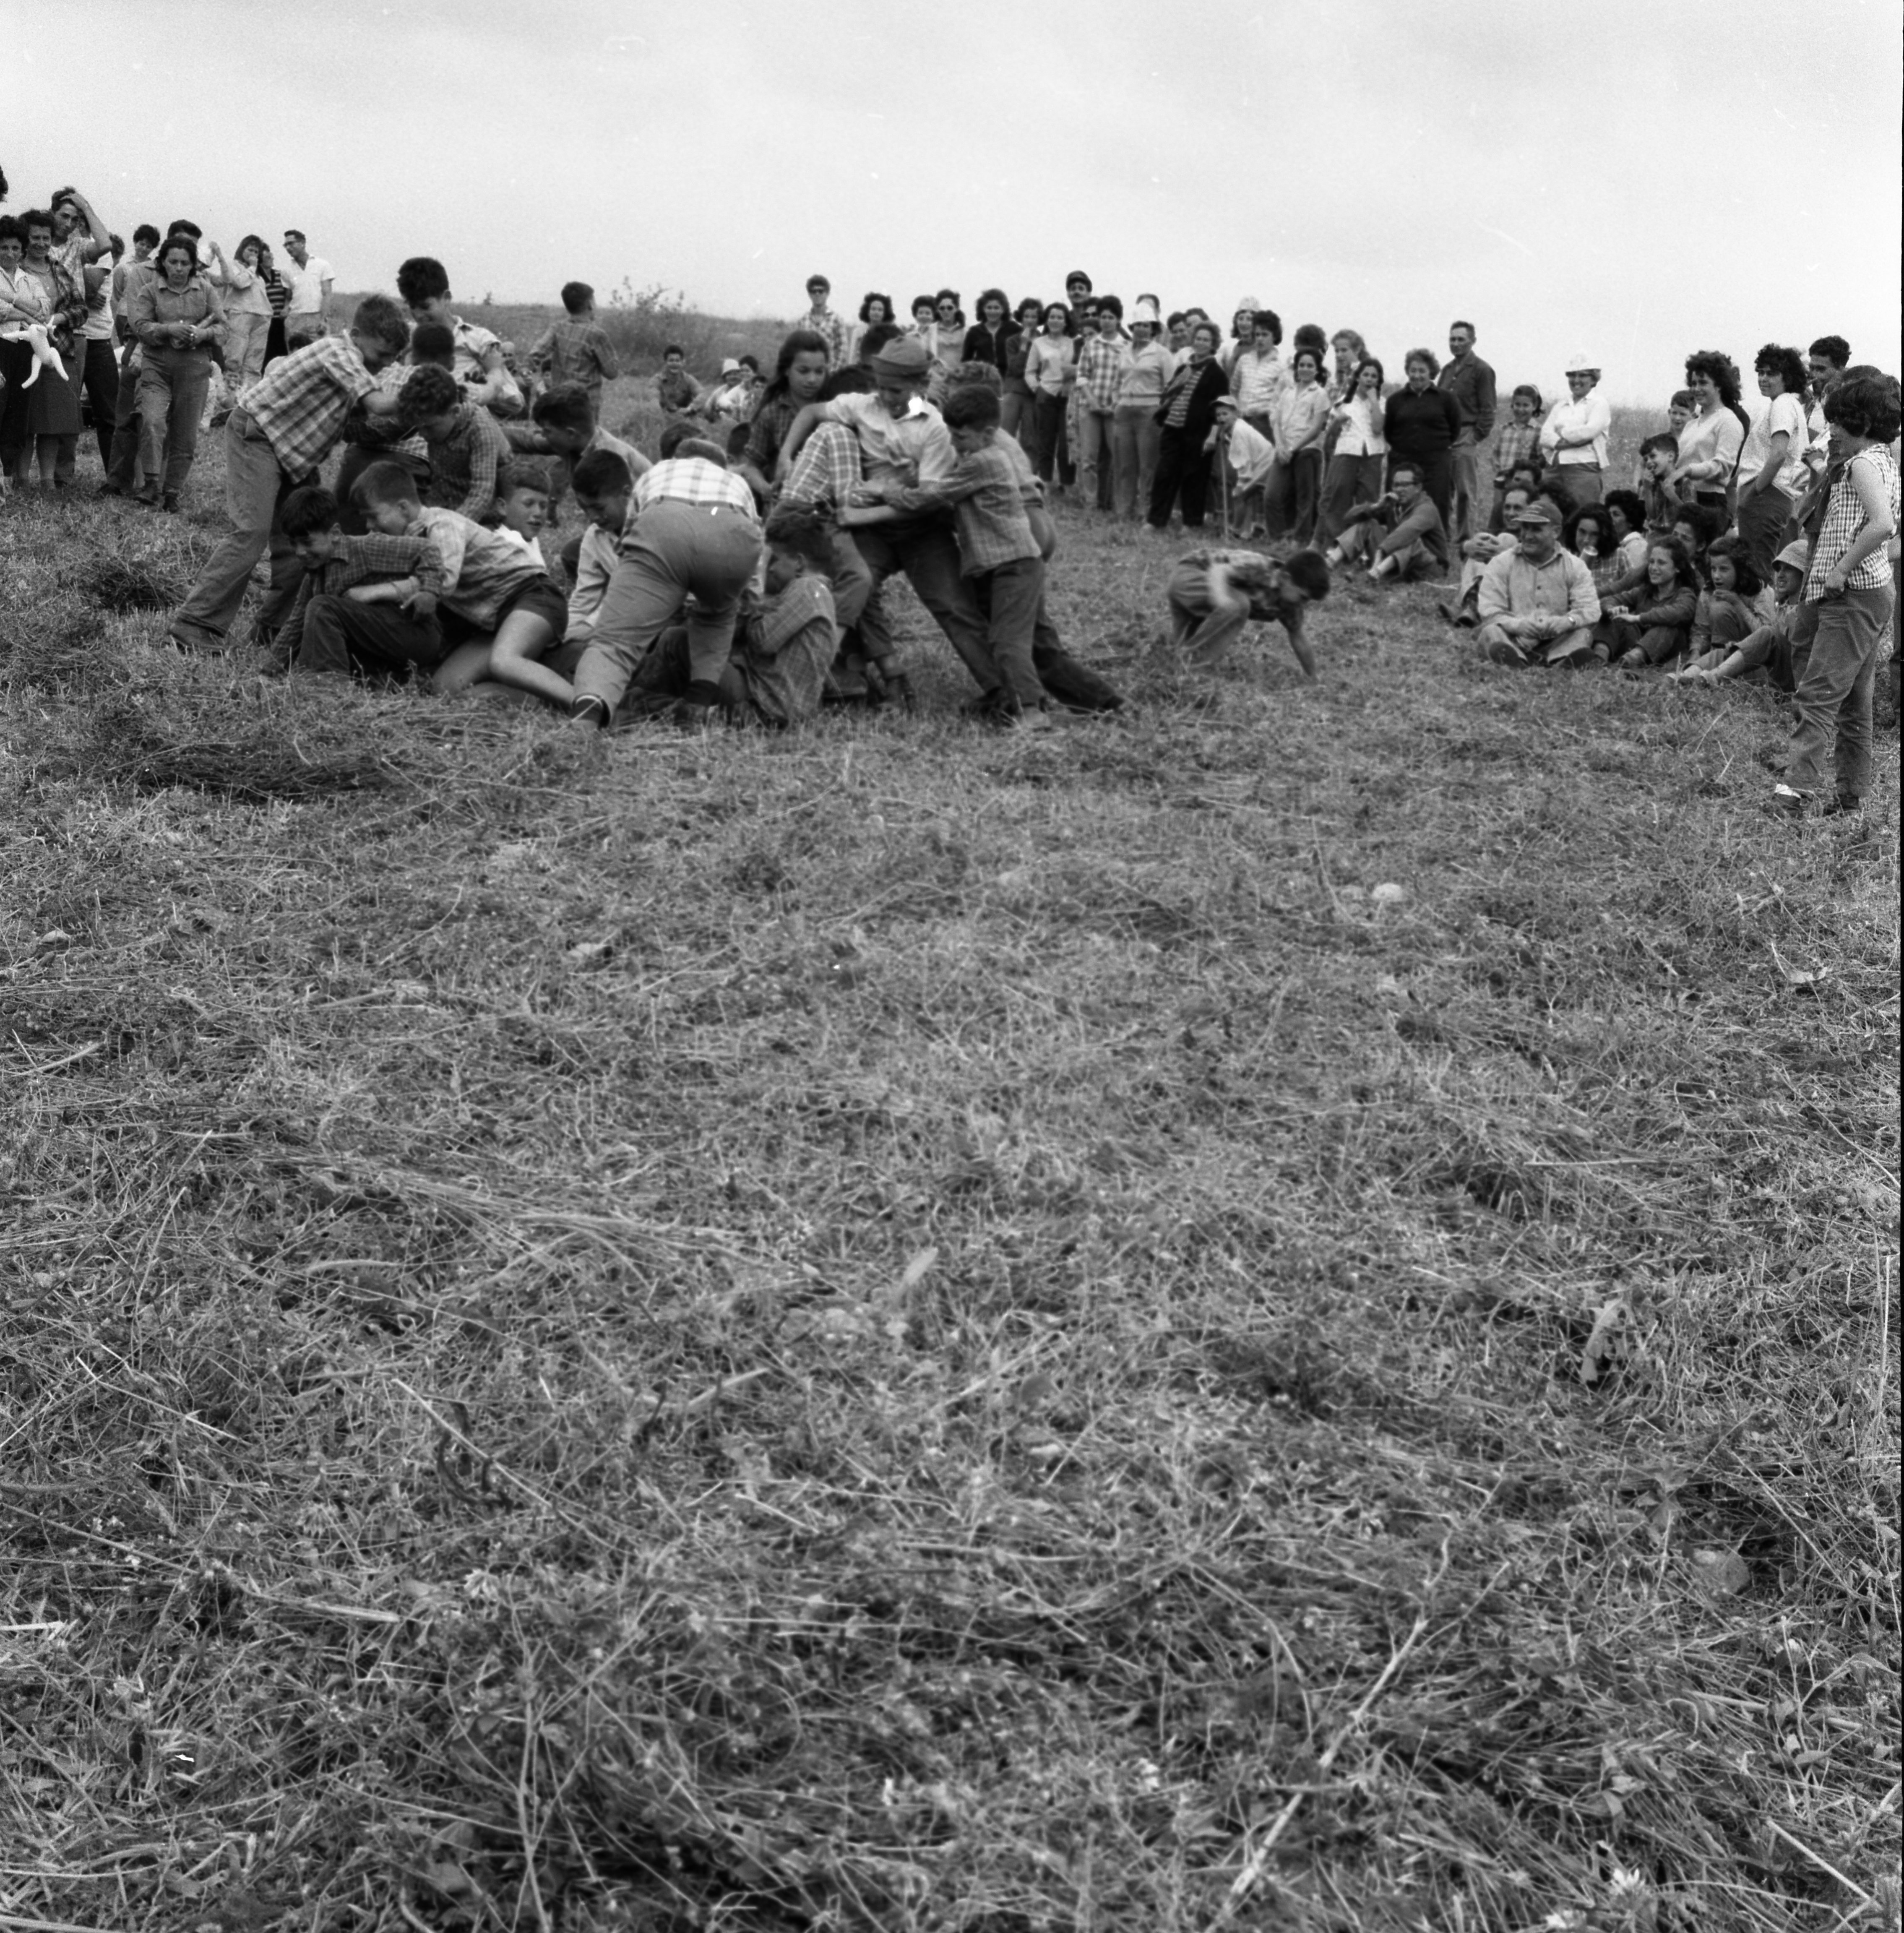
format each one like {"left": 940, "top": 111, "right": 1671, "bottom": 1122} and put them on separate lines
{"left": 399, "top": 363, "right": 512, "bottom": 524}
{"left": 278, "top": 482, "right": 448, "bottom": 680}
{"left": 621, "top": 504, "right": 839, "bottom": 729}
{"left": 351, "top": 460, "right": 572, "bottom": 709}
{"left": 841, "top": 381, "right": 1050, "bottom": 727}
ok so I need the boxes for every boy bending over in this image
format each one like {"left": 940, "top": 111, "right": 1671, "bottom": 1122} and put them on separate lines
{"left": 622, "top": 505, "right": 838, "bottom": 729}
{"left": 1167, "top": 546, "right": 1329, "bottom": 675}
{"left": 277, "top": 483, "right": 448, "bottom": 679}
{"left": 399, "top": 364, "right": 512, "bottom": 524}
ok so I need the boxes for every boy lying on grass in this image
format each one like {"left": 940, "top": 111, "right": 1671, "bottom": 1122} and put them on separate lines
{"left": 1165, "top": 545, "right": 1328, "bottom": 676}
{"left": 278, "top": 482, "right": 448, "bottom": 679}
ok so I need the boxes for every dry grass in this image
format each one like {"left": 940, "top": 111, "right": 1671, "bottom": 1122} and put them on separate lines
{"left": 1, "top": 378, "right": 1898, "bottom": 1933}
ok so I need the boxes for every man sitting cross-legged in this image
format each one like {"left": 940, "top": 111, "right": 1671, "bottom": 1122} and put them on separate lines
{"left": 1476, "top": 499, "right": 1601, "bottom": 668}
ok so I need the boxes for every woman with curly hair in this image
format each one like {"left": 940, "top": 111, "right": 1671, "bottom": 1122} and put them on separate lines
{"left": 1382, "top": 346, "right": 1461, "bottom": 536}
{"left": 1601, "top": 488, "right": 1650, "bottom": 575}
{"left": 1670, "top": 350, "right": 1748, "bottom": 520}
{"left": 8, "top": 208, "right": 86, "bottom": 485}
{"left": 1318, "top": 354, "right": 1387, "bottom": 542}
{"left": 961, "top": 288, "right": 1019, "bottom": 377}
{"left": 1733, "top": 343, "right": 1810, "bottom": 576}
{"left": 1594, "top": 534, "right": 1701, "bottom": 670}
{"left": 128, "top": 231, "right": 227, "bottom": 510}
{"left": 1770, "top": 371, "right": 1901, "bottom": 820}
{"left": 846, "top": 292, "right": 893, "bottom": 367}
{"left": 1000, "top": 295, "right": 1042, "bottom": 440}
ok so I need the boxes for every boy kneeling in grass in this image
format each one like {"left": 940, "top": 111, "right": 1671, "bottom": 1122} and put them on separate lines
{"left": 350, "top": 460, "right": 573, "bottom": 708}
{"left": 618, "top": 505, "right": 838, "bottom": 729}
{"left": 399, "top": 363, "right": 512, "bottom": 524}
{"left": 564, "top": 448, "right": 633, "bottom": 653}
{"left": 278, "top": 482, "right": 448, "bottom": 680}
{"left": 1166, "top": 545, "right": 1329, "bottom": 676}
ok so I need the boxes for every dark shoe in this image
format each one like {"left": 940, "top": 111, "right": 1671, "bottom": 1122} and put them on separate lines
{"left": 99, "top": 482, "right": 125, "bottom": 498}
{"left": 132, "top": 489, "right": 159, "bottom": 507}
{"left": 1764, "top": 786, "right": 1806, "bottom": 820}
{"left": 161, "top": 492, "right": 180, "bottom": 514}
{"left": 1819, "top": 793, "right": 1865, "bottom": 818}
{"left": 670, "top": 679, "right": 724, "bottom": 732}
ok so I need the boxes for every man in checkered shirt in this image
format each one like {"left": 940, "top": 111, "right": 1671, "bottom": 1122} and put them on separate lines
{"left": 168, "top": 294, "right": 413, "bottom": 654}
{"left": 568, "top": 423, "right": 764, "bottom": 730}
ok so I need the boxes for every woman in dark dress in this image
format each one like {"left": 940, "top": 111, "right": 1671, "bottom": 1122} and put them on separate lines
{"left": 961, "top": 288, "right": 1019, "bottom": 376}
{"left": 256, "top": 241, "right": 292, "bottom": 367}
{"left": 1382, "top": 347, "right": 1462, "bottom": 538}
{"left": 1147, "top": 320, "right": 1230, "bottom": 530}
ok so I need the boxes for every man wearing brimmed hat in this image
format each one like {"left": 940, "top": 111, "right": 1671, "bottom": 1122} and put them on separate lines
{"left": 774, "top": 334, "right": 1121, "bottom": 711}
{"left": 1539, "top": 356, "right": 1612, "bottom": 515}
{"left": 1475, "top": 498, "right": 1600, "bottom": 667}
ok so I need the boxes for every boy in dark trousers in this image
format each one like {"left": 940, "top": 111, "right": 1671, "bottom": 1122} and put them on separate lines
{"left": 277, "top": 483, "right": 447, "bottom": 678}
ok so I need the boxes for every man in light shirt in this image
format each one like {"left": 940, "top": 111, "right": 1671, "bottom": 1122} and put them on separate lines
{"left": 282, "top": 229, "right": 333, "bottom": 345}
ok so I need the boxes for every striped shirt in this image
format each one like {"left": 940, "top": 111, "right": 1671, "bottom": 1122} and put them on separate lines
{"left": 1806, "top": 445, "right": 1899, "bottom": 599}
{"left": 244, "top": 333, "right": 381, "bottom": 475}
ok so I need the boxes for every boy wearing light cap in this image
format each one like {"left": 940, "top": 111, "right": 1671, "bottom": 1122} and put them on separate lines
{"left": 1671, "top": 538, "right": 1811, "bottom": 689}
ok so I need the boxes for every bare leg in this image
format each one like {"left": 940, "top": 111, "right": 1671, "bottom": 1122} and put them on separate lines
{"left": 487, "top": 611, "right": 571, "bottom": 709}
{"left": 430, "top": 641, "right": 495, "bottom": 695}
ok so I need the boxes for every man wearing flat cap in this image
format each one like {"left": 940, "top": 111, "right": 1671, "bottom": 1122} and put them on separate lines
{"left": 1475, "top": 499, "right": 1601, "bottom": 667}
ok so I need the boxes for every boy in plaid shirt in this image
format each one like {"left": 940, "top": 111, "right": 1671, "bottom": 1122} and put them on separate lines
{"left": 1073, "top": 299, "right": 1130, "bottom": 514}
{"left": 1488, "top": 385, "right": 1543, "bottom": 531}
{"left": 276, "top": 482, "right": 448, "bottom": 678}
{"left": 841, "top": 383, "right": 1050, "bottom": 728}
{"left": 399, "top": 364, "right": 511, "bottom": 523}
{"left": 168, "top": 294, "right": 412, "bottom": 654}
{"left": 526, "top": 282, "right": 620, "bottom": 406}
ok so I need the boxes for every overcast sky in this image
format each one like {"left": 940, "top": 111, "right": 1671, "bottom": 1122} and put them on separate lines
{"left": 13, "top": 0, "right": 1901, "bottom": 402}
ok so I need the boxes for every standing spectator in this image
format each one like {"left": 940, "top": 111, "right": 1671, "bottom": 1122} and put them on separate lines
{"left": 1769, "top": 372, "right": 1900, "bottom": 820}
{"left": 13, "top": 208, "right": 86, "bottom": 486}
{"left": 527, "top": 282, "right": 620, "bottom": 407}
{"left": 1488, "top": 385, "right": 1543, "bottom": 530}
{"left": 1671, "top": 350, "right": 1748, "bottom": 521}
{"left": 102, "top": 221, "right": 175, "bottom": 497}
{"left": 1112, "top": 301, "right": 1173, "bottom": 520}
{"left": 1000, "top": 296, "right": 1042, "bottom": 441}
{"left": 281, "top": 230, "right": 333, "bottom": 345}
{"left": 847, "top": 292, "right": 894, "bottom": 366}
{"left": 206, "top": 237, "right": 276, "bottom": 394}
{"left": 1072, "top": 297, "right": 1128, "bottom": 514}
{"left": 1267, "top": 346, "right": 1330, "bottom": 543}
{"left": 1437, "top": 320, "right": 1497, "bottom": 544}
{"left": 1230, "top": 309, "right": 1284, "bottom": 438}
{"left": 49, "top": 194, "right": 118, "bottom": 469}
{"left": 1382, "top": 348, "right": 1461, "bottom": 534}
{"left": 1327, "top": 328, "right": 1367, "bottom": 402}
{"left": 1147, "top": 320, "right": 1229, "bottom": 532}
{"left": 800, "top": 275, "right": 849, "bottom": 370}
{"left": 0, "top": 214, "right": 54, "bottom": 485}
{"left": 1318, "top": 355, "right": 1387, "bottom": 543}
{"left": 1023, "top": 303, "right": 1076, "bottom": 491}
{"left": 1219, "top": 298, "right": 1260, "bottom": 375}
{"left": 1538, "top": 356, "right": 1612, "bottom": 512}
{"left": 961, "top": 289, "right": 1019, "bottom": 377}
{"left": 257, "top": 240, "right": 293, "bottom": 366}
{"left": 129, "top": 233, "right": 227, "bottom": 510}
{"left": 1734, "top": 344, "right": 1810, "bottom": 577}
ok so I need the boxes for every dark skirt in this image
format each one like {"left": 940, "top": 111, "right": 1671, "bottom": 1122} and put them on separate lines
{"left": 25, "top": 341, "right": 83, "bottom": 436}
{"left": 0, "top": 337, "right": 36, "bottom": 466}
{"left": 263, "top": 316, "right": 290, "bottom": 369}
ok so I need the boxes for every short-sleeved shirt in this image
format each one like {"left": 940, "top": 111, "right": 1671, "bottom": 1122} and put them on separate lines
{"left": 1737, "top": 392, "right": 1809, "bottom": 499}
{"left": 284, "top": 255, "right": 334, "bottom": 314}
{"left": 1806, "top": 445, "right": 1899, "bottom": 599}
{"left": 632, "top": 455, "right": 759, "bottom": 521}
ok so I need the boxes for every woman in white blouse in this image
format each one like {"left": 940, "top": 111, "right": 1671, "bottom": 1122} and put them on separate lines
{"left": 1318, "top": 355, "right": 1387, "bottom": 543}
{"left": 1538, "top": 357, "right": 1614, "bottom": 512}
{"left": 1023, "top": 303, "right": 1077, "bottom": 491}
{"left": 206, "top": 235, "right": 276, "bottom": 393}
{"left": 1669, "top": 351, "right": 1747, "bottom": 521}
{"left": 1732, "top": 344, "right": 1810, "bottom": 574}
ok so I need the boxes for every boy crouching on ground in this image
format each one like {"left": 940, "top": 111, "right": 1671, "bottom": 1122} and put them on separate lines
{"left": 277, "top": 483, "right": 448, "bottom": 678}
{"left": 563, "top": 448, "right": 634, "bottom": 651}
{"left": 1167, "top": 545, "right": 1329, "bottom": 676}
{"left": 621, "top": 505, "right": 839, "bottom": 729}
{"left": 350, "top": 460, "right": 572, "bottom": 709}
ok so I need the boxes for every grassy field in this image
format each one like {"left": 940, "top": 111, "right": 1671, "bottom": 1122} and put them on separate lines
{"left": 1, "top": 375, "right": 1898, "bottom": 1933}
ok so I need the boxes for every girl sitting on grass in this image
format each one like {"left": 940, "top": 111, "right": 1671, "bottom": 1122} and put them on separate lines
{"left": 1594, "top": 537, "right": 1701, "bottom": 670}
{"left": 1685, "top": 537, "right": 1771, "bottom": 669}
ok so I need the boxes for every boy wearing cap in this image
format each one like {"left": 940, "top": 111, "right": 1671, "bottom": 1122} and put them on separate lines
{"left": 1475, "top": 500, "right": 1600, "bottom": 667}
{"left": 1671, "top": 539, "right": 1810, "bottom": 689}
{"left": 802, "top": 276, "right": 850, "bottom": 372}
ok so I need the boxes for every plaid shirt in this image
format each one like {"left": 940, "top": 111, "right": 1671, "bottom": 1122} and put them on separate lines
{"left": 1074, "top": 333, "right": 1130, "bottom": 413}
{"left": 940, "top": 440, "right": 1042, "bottom": 576}
{"left": 804, "top": 306, "right": 851, "bottom": 372}
{"left": 277, "top": 533, "right": 447, "bottom": 663}
{"left": 412, "top": 508, "right": 552, "bottom": 628}
{"left": 781, "top": 422, "right": 862, "bottom": 510}
{"left": 421, "top": 402, "right": 511, "bottom": 521}
{"left": 633, "top": 456, "right": 760, "bottom": 521}
{"left": 735, "top": 575, "right": 836, "bottom": 724}
{"left": 529, "top": 318, "right": 620, "bottom": 395}
{"left": 1806, "top": 445, "right": 1899, "bottom": 599}
{"left": 244, "top": 334, "right": 380, "bottom": 475}
{"left": 1491, "top": 418, "right": 1542, "bottom": 484}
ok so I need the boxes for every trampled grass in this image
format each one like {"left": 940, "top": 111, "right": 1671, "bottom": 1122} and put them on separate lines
{"left": 1, "top": 382, "right": 1898, "bottom": 1933}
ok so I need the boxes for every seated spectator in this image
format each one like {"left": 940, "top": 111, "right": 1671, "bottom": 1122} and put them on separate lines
{"left": 1489, "top": 384, "right": 1542, "bottom": 530}
{"left": 1382, "top": 348, "right": 1461, "bottom": 532}
{"left": 1602, "top": 488, "right": 1649, "bottom": 573}
{"left": 1440, "top": 483, "right": 1533, "bottom": 626}
{"left": 1165, "top": 544, "right": 1329, "bottom": 675}
{"left": 1538, "top": 356, "right": 1611, "bottom": 511}
{"left": 1670, "top": 350, "right": 1748, "bottom": 520}
{"left": 1562, "top": 501, "right": 1618, "bottom": 581}
{"left": 1476, "top": 500, "right": 1599, "bottom": 668}
{"left": 1594, "top": 536, "right": 1701, "bottom": 670}
{"left": 1671, "top": 539, "right": 1809, "bottom": 688}
{"left": 1734, "top": 343, "right": 1810, "bottom": 576}
{"left": 653, "top": 343, "right": 701, "bottom": 413}
{"left": 1325, "top": 459, "right": 1448, "bottom": 581}
{"left": 1685, "top": 536, "right": 1771, "bottom": 667}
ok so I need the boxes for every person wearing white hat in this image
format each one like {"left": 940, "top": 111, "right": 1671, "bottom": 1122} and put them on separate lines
{"left": 1112, "top": 300, "right": 1174, "bottom": 518}
{"left": 1538, "top": 357, "right": 1612, "bottom": 513}
{"left": 1219, "top": 296, "right": 1260, "bottom": 376}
